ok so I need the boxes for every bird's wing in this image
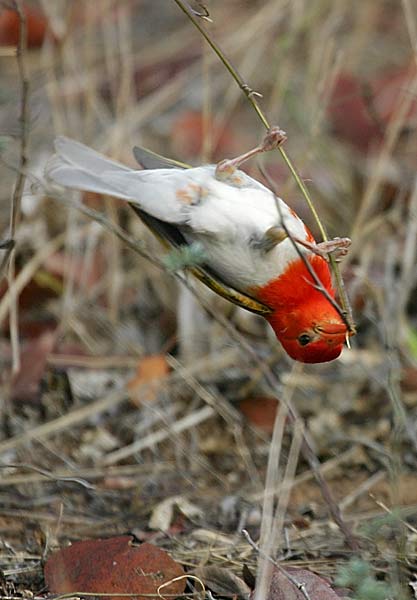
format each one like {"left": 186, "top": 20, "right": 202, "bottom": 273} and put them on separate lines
{"left": 133, "top": 146, "right": 190, "bottom": 170}
{"left": 47, "top": 137, "right": 309, "bottom": 293}
{"left": 48, "top": 137, "right": 283, "bottom": 233}
{"left": 47, "top": 137, "right": 199, "bottom": 224}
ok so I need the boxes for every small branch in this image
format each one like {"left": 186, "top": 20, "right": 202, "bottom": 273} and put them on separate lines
{"left": 9, "top": 0, "right": 29, "bottom": 241}
{"left": 6, "top": 0, "right": 30, "bottom": 374}
{"left": 173, "top": 0, "right": 269, "bottom": 128}
{"left": 0, "top": 239, "right": 15, "bottom": 281}
{"left": 0, "top": 463, "right": 95, "bottom": 490}
{"left": 53, "top": 192, "right": 164, "bottom": 271}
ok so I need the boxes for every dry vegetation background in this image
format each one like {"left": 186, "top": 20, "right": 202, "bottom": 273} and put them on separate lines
{"left": 0, "top": 0, "right": 417, "bottom": 598}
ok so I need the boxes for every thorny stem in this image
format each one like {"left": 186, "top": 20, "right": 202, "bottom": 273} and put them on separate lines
{"left": 173, "top": 0, "right": 355, "bottom": 334}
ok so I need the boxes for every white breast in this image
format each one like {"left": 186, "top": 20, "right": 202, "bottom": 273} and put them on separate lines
{"left": 182, "top": 176, "right": 310, "bottom": 290}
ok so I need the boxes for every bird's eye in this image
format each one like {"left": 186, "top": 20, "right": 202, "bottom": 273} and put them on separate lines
{"left": 298, "top": 333, "right": 311, "bottom": 346}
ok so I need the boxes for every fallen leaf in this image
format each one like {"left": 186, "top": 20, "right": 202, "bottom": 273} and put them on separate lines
{"left": 196, "top": 566, "right": 250, "bottom": 599}
{"left": 242, "top": 564, "right": 256, "bottom": 590}
{"left": 44, "top": 536, "right": 185, "bottom": 600}
{"left": 149, "top": 495, "right": 203, "bottom": 532}
{"left": 128, "top": 354, "right": 170, "bottom": 405}
{"left": 0, "top": 273, "right": 59, "bottom": 335}
{"left": 0, "top": 4, "right": 48, "bottom": 48}
{"left": 191, "top": 528, "right": 236, "bottom": 547}
{"left": 171, "top": 110, "right": 236, "bottom": 161}
{"left": 401, "top": 367, "right": 417, "bottom": 393}
{"left": 44, "top": 249, "right": 105, "bottom": 290}
{"left": 327, "top": 73, "right": 381, "bottom": 153}
{"left": 328, "top": 63, "right": 417, "bottom": 155}
{"left": 11, "top": 329, "right": 58, "bottom": 403}
{"left": 255, "top": 567, "right": 343, "bottom": 600}
{"left": 239, "top": 396, "right": 279, "bottom": 434}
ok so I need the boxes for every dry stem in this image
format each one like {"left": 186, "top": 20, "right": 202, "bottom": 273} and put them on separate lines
{"left": 6, "top": 0, "right": 30, "bottom": 374}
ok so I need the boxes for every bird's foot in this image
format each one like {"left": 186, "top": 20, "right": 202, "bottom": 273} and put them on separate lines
{"left": 298, "top": 237, "right": 351, "bottom": 261}
{"left": 215, "top": 126, "right": 287, "bottom": 182}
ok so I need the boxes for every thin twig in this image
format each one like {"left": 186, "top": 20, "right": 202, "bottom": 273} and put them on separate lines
{"left": 173, "top": 0, "right": 268, "bottom": 127}
{"left": 0, "top": 388, "right": 128, "bottom": 456}
{"left": 242, "top": 530, "right": 313, "bottom": 600}
{"left": 0, "top": 463, "right": 95, "bottom": 490}
{"left": 256, "top": 408, "right": 304, "bottom": 600}
{"left": 6, "top": 0, "right": 30, "bottom": 374}
{"left": 0, "top": 239, "right": 15, "bottom": 281}
{"left": 172, "top": 0, "right": 352, "bottom": 323}
{"left": 52, "top": 191, "right": 164, "bottom": 270}
{"left": 101, "top": 405, "right": 215, "bottom": 466}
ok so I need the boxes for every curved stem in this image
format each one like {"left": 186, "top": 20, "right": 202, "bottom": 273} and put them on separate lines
{"left": 173, "top": 0, "right": 355, "bottom": 332}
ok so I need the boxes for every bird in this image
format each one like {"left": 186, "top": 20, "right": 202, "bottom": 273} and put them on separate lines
{"left": 45, "top": 128, "right": 352, "bottom": 363}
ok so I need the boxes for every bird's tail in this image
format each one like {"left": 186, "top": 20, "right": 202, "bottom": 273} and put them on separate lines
{"left": 45, "top": 136, "right": 135, "bottom": 200}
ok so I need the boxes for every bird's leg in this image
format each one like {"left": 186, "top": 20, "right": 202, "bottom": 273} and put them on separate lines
{"left": 215, "top": 126, "right": 287, "bottom": 181}
{"left": 256, "top": 227, "right": 350, "bottom": 261}
{"left": 255, "top": 226, "right": 288, "bottom": 252}
{"left": 295, "top": 236, "right": 351, "bottom": 262}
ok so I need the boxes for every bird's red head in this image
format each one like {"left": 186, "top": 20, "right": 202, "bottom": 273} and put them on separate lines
{"left": 255, "top": 256, "right": 349, "bottom": 363}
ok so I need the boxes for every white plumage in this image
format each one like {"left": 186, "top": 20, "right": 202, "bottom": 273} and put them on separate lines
{"left": 46, "top": 136, "right": 310, "bottom": 290}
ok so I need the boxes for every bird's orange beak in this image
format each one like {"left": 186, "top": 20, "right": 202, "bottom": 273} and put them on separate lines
{"left": 314, "top": 323, "right": 347, "bottom": 336}
{"left": 314, "top": 322, "right": 350, "bottom": 346}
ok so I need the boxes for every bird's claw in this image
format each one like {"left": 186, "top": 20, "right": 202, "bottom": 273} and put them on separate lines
{"left": 306, "top": 237, "right": 351, "bottom": 261}
{"left": 215, "top": 126, "right": 287, "bottom": 182}
{"left": 260, "top": 127, "right": 287, "bottom": 152}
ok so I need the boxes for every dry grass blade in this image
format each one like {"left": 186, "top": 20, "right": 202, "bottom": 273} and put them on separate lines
{"left": 348, "top": 73, "right": 417, "bottom": 251}
{"left": 0, "top": 388, "right": 127, "bottom": 455}
{"left": 101, "top": 405, "right": 215, "bottom": 466}
{"left": 0, "top": 231, "right": 68, "bottom": 325}
{"left": 254, "top": 401, "right": 288, "bottom": 600}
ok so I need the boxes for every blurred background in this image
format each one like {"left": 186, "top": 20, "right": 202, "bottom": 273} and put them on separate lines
{"left": 0, "top": 0, "right": 417, "bottom": 597}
